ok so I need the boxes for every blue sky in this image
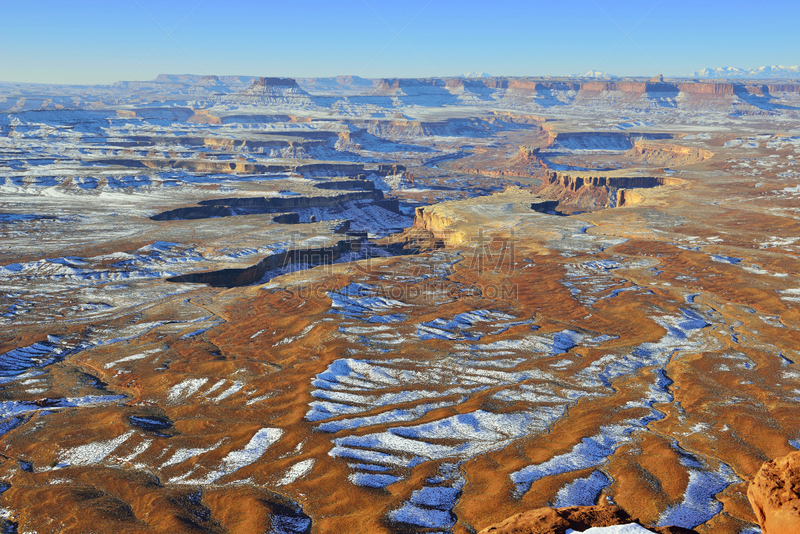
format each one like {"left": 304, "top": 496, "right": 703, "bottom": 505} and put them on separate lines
{"left": 1, "top": 0, "right": 797, "bottom": 84}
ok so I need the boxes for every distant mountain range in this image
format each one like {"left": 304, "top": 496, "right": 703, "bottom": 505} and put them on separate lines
{"left": 693, "top": 65, "right": 800, "bottom": 79}
{"left": 576, "top": 70, "right": 610, "bottom": 79}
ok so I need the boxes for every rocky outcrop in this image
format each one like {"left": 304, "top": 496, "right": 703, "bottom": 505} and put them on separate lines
{"left": 626, "top": 142, "right": 713, "bottom": 166}
{"left": 541, "top": 171, "right": 674, "bottom": 192}
{"left": 677, "top": 83, "right": 736, "bottom": 96}
{"left": 517, "top": 145, "right": 541, "bottom": 162}
{"left": 738, "top": 85, "right": 769, "bottom": 97}
{"left": 536, "top": 171, "right": 679, "bottom": 211}
{"left": 507, "top": 80, "right": 581, "bottom": 93}
{"left": 376, "top": 163, "right": 406, "bottom": 175}
{"left": 278, "top": 76, "right": 800, "bottom": 103}
{"left": 767, "top": 84, "right": 800, "bottom": 94}
{"left": 477, "top": 505, "right": 696, "bottom": 534}
{"left": 748, "top": 451, "right": 800, "bottom": 534}
{"left": 617, "top": 188, "right": 645, "bottom": 207}
{"left": 227, "top": 77, "right": 312, "bottom": 105}
{"left": 413, "top": 206, "right": 463, "bottom": 246}
{"left": 576, "top": 81, "right": 739, "bottom": 97}
{"left": 371, "top": 172, "right": 414, "bottom": 191}
{"left": 412, "top": 187, "right": 553, "bottom": 245}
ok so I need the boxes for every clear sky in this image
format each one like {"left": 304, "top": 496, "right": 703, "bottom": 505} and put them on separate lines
{"left": 1, "top": 0, "right": 798, "bottom": 84}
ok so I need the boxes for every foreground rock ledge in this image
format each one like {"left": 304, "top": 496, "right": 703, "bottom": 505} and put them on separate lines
{"left": 476, "top": 505, "right": 696, "bottom": 534}
{"left": 748, "top": 451, "right": 800, "bottom": 534}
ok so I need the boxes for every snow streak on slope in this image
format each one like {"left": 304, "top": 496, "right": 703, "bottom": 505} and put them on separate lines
{"left": 510, "top": 310, "right": 738, "bottom": 527}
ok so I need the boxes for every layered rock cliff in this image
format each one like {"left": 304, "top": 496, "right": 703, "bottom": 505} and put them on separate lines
{"left": 227, "top": 77, "right": 312, "bottom": 105}
{"left": 413, "top": 206, "right": 463, "bottom": 246}
{"left": 625, "top": 142, "right": 714, "bottom": 166}
{"left": 580, "top": 81, "right": 678, "bottom": 95}
{"left": 542, "top": 172, "right": 674, "bottom": 191}
{"left": 536, "top": 171, "right": 678, "bottom": 210}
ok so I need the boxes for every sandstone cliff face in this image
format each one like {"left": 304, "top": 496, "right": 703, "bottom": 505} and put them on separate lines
{"left": 617, "top": 188, "right": 645, "bottom": 207}
{"left": 582, "top": 82, "right": 644, "bottom": 94}
{"left": 626, "top": 142, "right": 713, "bottom": 166}
{"left": 411, "top": 187, "right": 554, "bottom": 247}
{"left": 508, "top": 80, "right": 580, "bottom": 93}
{"left": 767, "top": 84, "right": 800, "bottom": 94}
{"left": 740, "top": 85, "right": 768, "bottom": 97}
{"left": 195, "top": 74, "right": 220, "bottom": 84}
{"left": 541, "top": 171, "right": 673, "bottom": 192}
{"left": 748, "top": 451, "right": 800, "bottom": 534}
{"left": 517, "top": 145, "right": 541, "bottom": 162}
{"left": 578, "top": 81, "right": 736, "bottom": 97}
{"left": 677, "top": 83, "right": 736, "bottom": 96}
{"left": 413, "top": 206, "right": 464, "bottom": 246}
{"left": 536, "top": 171, "right": 678, "bottom": 211}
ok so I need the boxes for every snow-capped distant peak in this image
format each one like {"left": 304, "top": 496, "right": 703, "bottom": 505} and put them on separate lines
{"left": 461, "top": 72, "right": 491, "bottom": 78}
{"left": 575, "top": 70, "right": 609, "bottom": 78}
{"left": 693, "top": 65, "right": 800, "bottom": 79}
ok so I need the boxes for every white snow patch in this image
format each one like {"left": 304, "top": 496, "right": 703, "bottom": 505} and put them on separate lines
{"left": 168, "top": 378, "right": 209, "bottom": 403}
{"left": 60, "top": 431, "right": 134, "bottom": 466}
{"left": 276, "top": 459, "right": 315, "bottom": 485}
{"left": 162, "top": 440, "right": 224, "bottom": 468}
